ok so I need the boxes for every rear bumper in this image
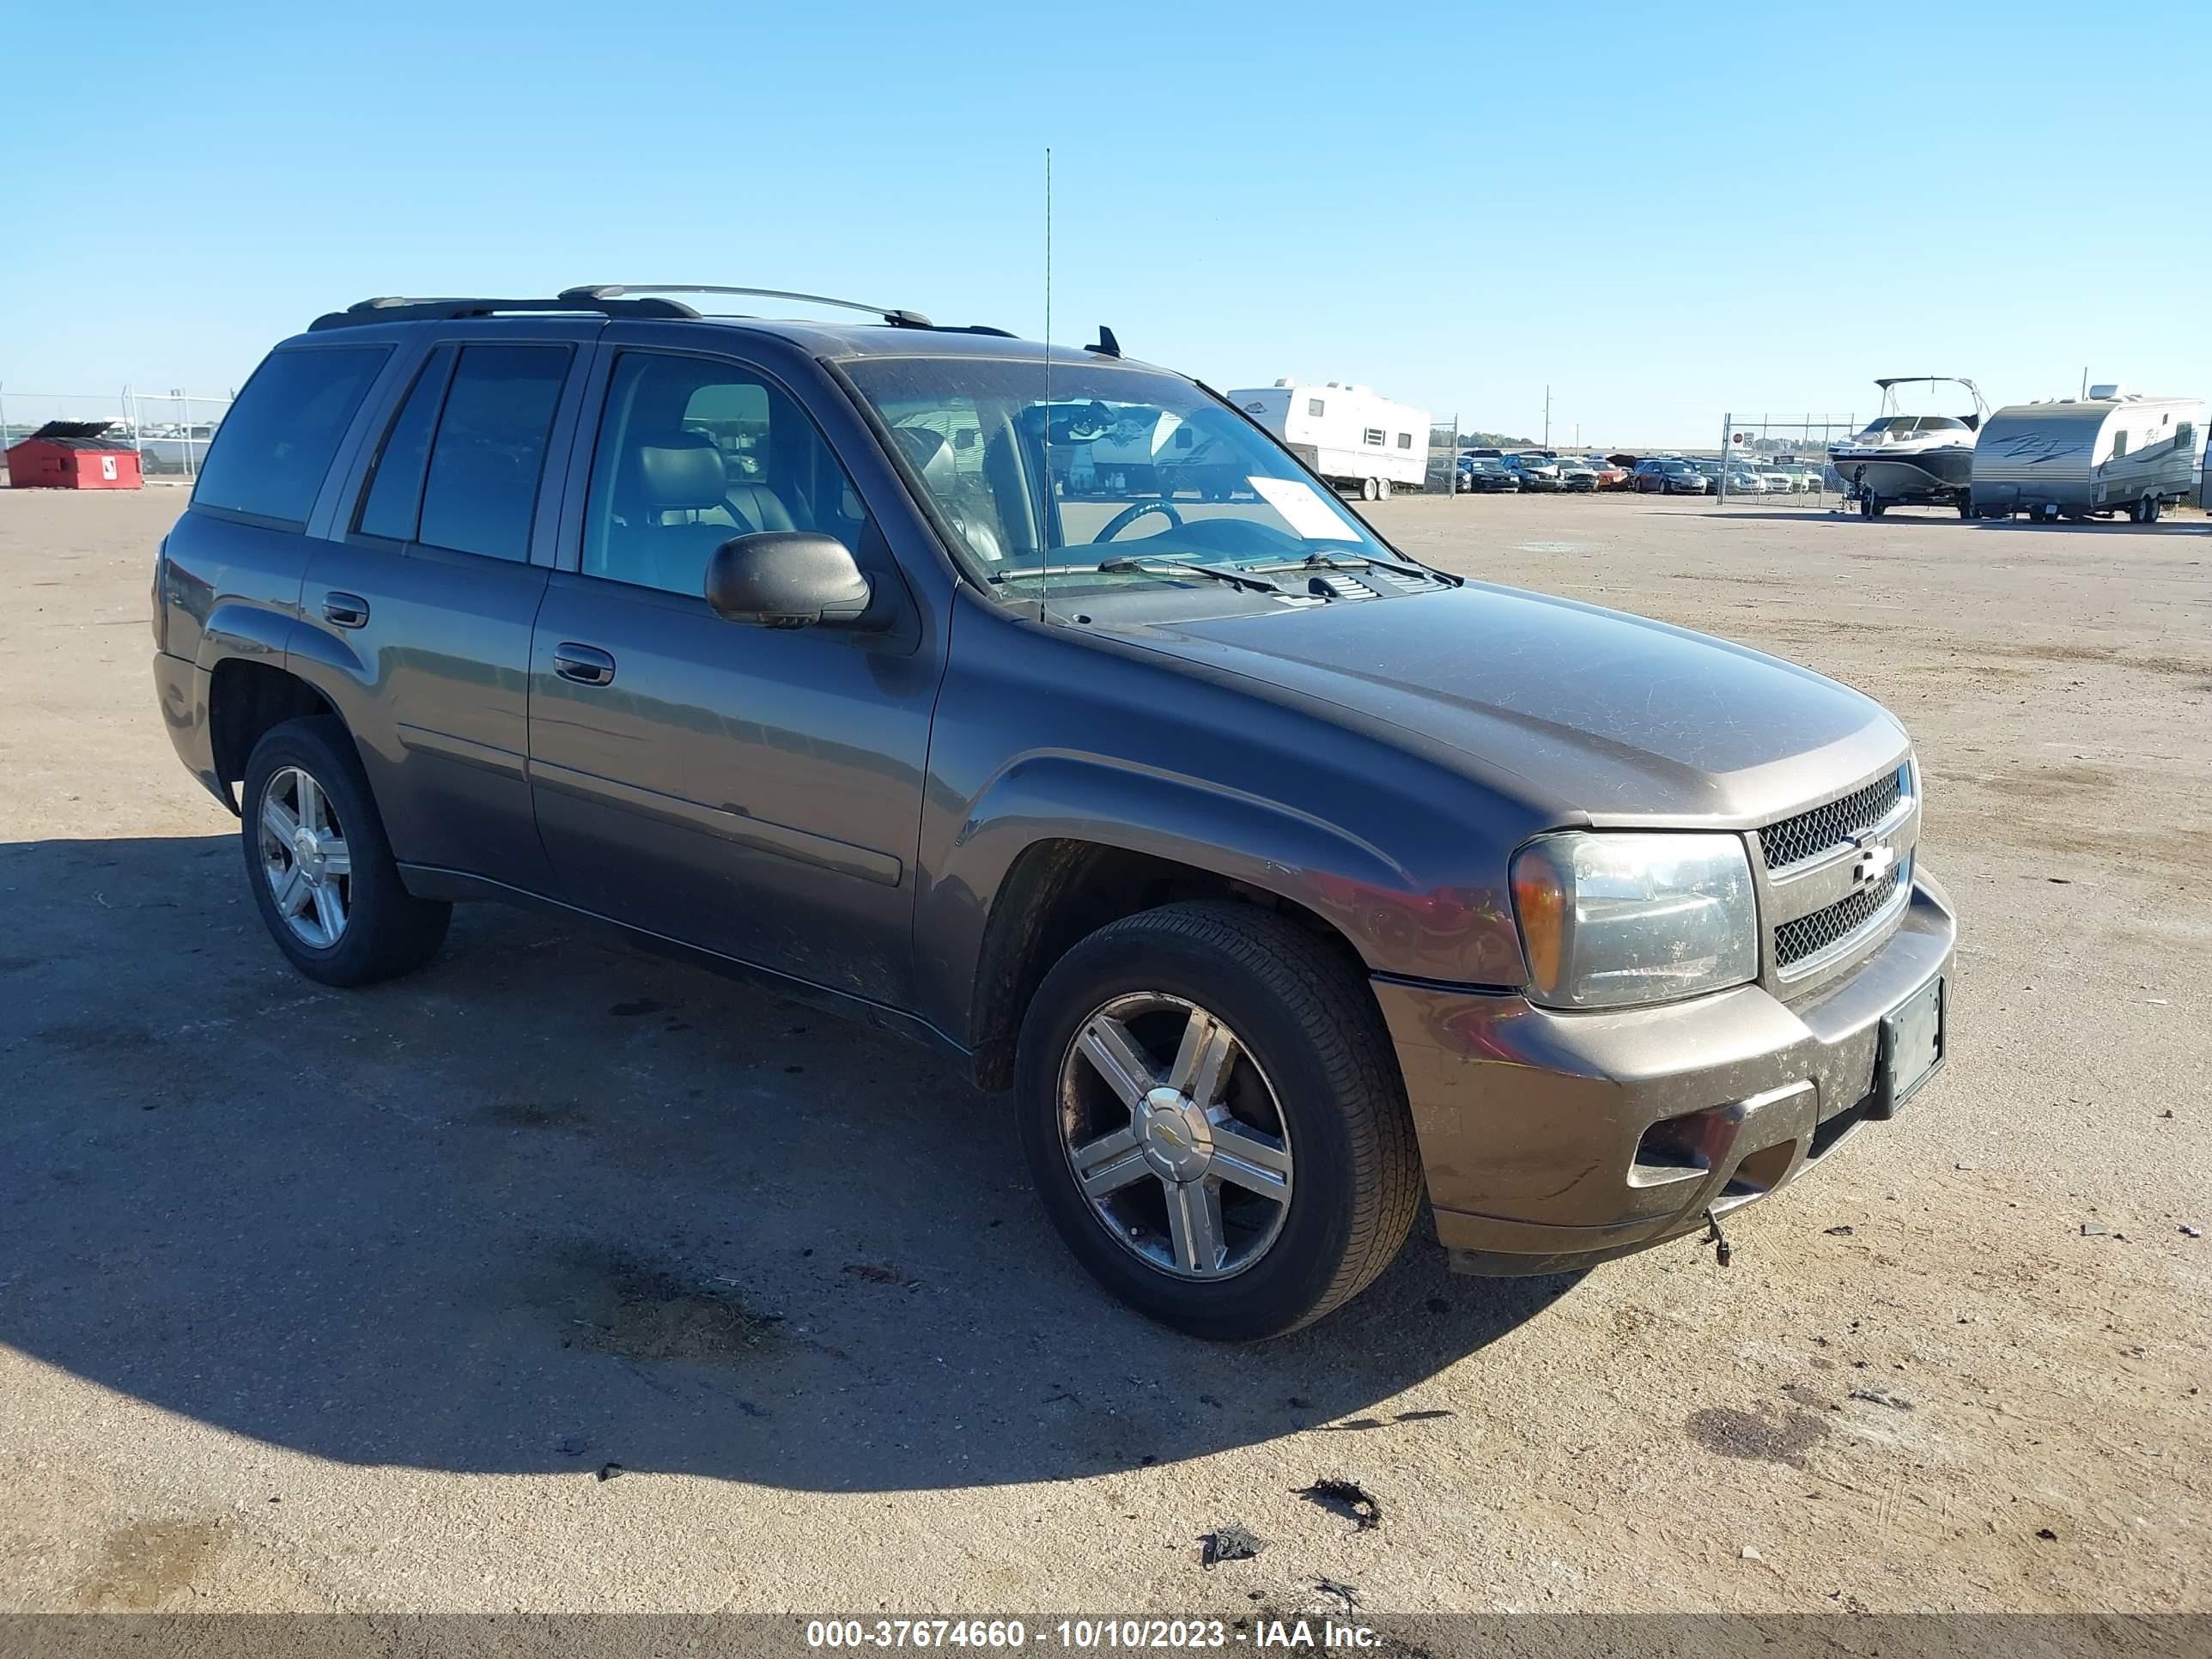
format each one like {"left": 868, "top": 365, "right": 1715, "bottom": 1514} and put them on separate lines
{"left": 153, "top": 651, "right": 231, "bottom": 811}
{"left": 1374, "top": 869, "right": 1956, "bottom": 1274}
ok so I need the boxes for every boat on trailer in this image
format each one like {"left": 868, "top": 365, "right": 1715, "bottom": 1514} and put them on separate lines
{"left": 1829, "top": 377, "right": 1988, "bottom": 517}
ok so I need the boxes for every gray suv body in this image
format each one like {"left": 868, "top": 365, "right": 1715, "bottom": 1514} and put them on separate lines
{"left": 151, "top": 289, "right": 1955, "bottom": 1340}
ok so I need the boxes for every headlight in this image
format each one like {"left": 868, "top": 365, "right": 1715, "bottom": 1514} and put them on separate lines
{"left": 1510, "top": 832, "right": 1758, "bottom": 1010}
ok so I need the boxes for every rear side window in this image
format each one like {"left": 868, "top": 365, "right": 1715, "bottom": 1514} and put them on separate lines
{"left": 355, "top": 345, "right": 454, "bottom": 542}
{"left": 416, "top": 343, "right": 571, "bottom": 562}
{"left": 192, "top": 345, "right": 390, "bottom": 526}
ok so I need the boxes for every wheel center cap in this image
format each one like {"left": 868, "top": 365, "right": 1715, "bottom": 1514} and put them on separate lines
{"left": 1138, "top": 1086, "right": 1213, "bottom": 1182}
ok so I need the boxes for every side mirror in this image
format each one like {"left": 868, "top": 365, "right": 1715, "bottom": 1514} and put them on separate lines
{"left": 704, "top": 532, "right": 878, "bottom": 629}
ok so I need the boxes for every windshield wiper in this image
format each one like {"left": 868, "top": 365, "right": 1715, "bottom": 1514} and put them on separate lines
{"left": 1093, "top": 556, "right": 1282, "bottom": 593}
{"left": 1254, "top": 552, "right": 1449, "bottom": 581}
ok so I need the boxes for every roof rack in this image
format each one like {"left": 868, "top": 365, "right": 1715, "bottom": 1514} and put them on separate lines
{"left": 308, "top": 295, "right": 702, "bottom": 331}
{"left": 561, "top": 283, "right": 936, "bottom": 329}
{"left": 307, "top": 288, "right": 1021, "bottom": 340}
{"left": 560, "top": 284, "right": 1018, "bottom": 337}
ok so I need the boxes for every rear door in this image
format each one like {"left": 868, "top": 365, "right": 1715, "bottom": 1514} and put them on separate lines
{"left": 526, "top": 340, "right": 940, "bottom": 1007}
{"left": 299, "top": 325, "right": 594, "bottom": 890}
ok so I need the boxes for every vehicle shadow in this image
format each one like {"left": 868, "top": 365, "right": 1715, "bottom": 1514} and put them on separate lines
{"left": 0, "top": 833, "right": 1577, "bottom": 1494}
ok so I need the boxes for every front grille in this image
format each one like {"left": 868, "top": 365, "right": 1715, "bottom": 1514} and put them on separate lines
{"left": 1759, "top": 769, "right": 1905, "bottom": 871}
{"left": 1775, "top": 864, "right": 1904, "bottom": 969}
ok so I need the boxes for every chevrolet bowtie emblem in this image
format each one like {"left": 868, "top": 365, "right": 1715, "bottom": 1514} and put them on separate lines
{"left": 1850, "top": 837, "right": 1896, "bottom": 887}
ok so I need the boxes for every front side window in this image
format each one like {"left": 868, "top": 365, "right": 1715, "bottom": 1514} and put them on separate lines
{"left": 582, "top": 351, "right": 869, "bottom": 598}
{"left": 2112, "top": 430, "right": 2129, "bottom": 459}
{"left": 1306, "top": 398, "right": 1325, "bottom": 417}
{"left": 193, "top": 345, "right": 390, "bottom": 526}
{"left": 416, "top": 343, "right": 570, "bottom": 562}
{"left": 841, "top": 356, "right": 1411, "bottom": 594}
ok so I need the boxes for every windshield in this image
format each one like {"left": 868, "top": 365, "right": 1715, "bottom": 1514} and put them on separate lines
{"left": 842, "top": 356, "right": 1408, "bottom": 589}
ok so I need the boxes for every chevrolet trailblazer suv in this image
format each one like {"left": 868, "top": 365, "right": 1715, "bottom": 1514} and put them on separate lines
{"left": 151, "top": 286, "right": 1954, "bottom": 1340}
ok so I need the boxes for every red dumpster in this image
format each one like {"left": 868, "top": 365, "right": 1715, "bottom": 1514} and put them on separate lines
{"left": 4, "top": 421, "right": 144, "bottom": 489}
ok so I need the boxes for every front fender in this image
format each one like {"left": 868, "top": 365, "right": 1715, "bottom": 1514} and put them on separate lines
{"left": 915, "top": 750, "right": 1525, "bottom": 1044}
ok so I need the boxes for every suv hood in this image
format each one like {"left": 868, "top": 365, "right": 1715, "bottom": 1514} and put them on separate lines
{"left": 1117, "top": 580, "right": 1906, "bottom": 824}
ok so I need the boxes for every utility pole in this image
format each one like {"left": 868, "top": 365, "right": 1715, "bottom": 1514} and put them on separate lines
{"left": 1542, "top": 386, "right": 1551, "bottom": 449}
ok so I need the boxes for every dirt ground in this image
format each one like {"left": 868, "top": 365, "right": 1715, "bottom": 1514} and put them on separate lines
{"left": 0, "top": 483, "right": 2205, "bottom": 1620}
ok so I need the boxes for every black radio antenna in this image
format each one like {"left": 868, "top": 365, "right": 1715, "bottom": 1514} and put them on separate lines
{"left": 1040, "top": 147, "right": 1054, "bottom": 619}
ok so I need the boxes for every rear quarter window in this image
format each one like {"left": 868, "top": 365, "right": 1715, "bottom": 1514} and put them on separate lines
{"left": 192, "top": 345, "right": 391, "bottom": 526}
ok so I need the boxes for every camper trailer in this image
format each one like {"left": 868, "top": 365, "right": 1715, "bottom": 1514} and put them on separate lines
{"left": 1226, "top": 380, "right": 1431, "bottom": 500}
{"left": 1970, "top": 388, "right": 2205, "bottom": 523}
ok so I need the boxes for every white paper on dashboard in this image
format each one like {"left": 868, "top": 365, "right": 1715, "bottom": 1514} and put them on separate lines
{"left": 1248, "top": 476, "right": 1359, "bottom": 541}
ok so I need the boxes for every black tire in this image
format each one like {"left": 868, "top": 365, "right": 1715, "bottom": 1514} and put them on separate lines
{"left": 2143, "top": 495, "right": 2162, "bottom": 524}
{"left": 1015, "top": 901, "right": 1423, "bottom": 1340}
{"left": 240, "top": 716, "right": 451, "bottom": 987}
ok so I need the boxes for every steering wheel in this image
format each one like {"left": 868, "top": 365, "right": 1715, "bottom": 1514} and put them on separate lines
{"left": 1094, "top": 498, "right": 1184, "bottom": 542}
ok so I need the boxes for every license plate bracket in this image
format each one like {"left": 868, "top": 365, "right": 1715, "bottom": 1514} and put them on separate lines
{"left": 1871, "top": 975, "right": 1945, "bottom": 1118}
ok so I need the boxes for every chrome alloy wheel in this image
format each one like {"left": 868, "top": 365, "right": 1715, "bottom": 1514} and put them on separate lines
{"left": 1056, "top": 993, "right": 1294, "bottom": 1279}
{"left": 258, "top": 765, "right": 351, "bottom": 948}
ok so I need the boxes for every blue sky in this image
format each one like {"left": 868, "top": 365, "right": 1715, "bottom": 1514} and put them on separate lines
{"left": 4, "top": 1, "right": 2206, "bottom": 446}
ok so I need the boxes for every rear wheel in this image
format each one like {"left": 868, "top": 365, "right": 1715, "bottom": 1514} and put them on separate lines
{"left": 1016, "top": 902, "right": 1422, "bottom": 1340}
{"left": 1376, "top": 477, "right": 1392, "bottom": 501}
{"left": 240, "top": 717, "right": 450, "bottom": 987}
{"left": 2142, "top": 495, "right": 2162, "bottom": 524}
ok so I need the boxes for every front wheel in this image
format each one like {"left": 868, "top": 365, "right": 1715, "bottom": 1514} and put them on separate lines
{"left": 1016, "top": 902, "right": 1423, "bottom": 1340}
{"left": 240, "top": 716, "right": 451, "bottom": 987}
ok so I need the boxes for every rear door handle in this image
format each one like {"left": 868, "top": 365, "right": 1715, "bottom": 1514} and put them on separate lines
{"left": 552, "top": 643, "right": 617, "bottom": 686}
{"left": 322, "top": 592, "right": 369, "bottom": 629}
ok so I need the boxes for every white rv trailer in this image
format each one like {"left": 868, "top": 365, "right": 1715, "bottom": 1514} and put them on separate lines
{"left": 1970, "top": 387, "right": 2205, "bottom": 523}
{"left": 1226, "top": 380, "right": 1431, "bottom": 501}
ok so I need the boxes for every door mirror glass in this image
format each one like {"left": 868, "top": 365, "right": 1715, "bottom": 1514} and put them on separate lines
{"left": 705, "top": 532, "right": 876, "bottom": 629}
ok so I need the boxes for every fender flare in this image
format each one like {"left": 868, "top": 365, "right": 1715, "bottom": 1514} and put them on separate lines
{"left": 925, "top": 751, "right": 1485, "bottom": 1060}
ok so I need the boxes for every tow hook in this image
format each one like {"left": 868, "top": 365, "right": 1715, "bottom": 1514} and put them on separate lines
{"left": 1702, "top": 1208, "right": 1733, "bottom": 1268}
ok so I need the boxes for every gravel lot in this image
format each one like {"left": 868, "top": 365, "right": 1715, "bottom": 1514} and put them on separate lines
{"left": 2, "top": 483, "right": 2206, "bottom": 1620}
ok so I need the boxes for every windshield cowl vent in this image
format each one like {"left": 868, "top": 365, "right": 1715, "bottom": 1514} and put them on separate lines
{"left": 1309, "top": 574, "right": 1377, "bottom": 601}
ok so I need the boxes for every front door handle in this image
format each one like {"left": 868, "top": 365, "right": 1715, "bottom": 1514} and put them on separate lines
{"left": 552, "top": 642, "right": 617, "bottom": 687}
{"left": 322, "top": 592, "right": 369, "bottom": 629}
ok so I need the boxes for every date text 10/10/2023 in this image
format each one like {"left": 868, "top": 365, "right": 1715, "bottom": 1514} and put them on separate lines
{"left": 804, "top": 1619, "right": 1383, "bottom": 1650}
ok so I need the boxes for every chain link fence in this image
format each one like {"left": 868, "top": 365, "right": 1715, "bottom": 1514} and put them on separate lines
{"left": 1705, "top": 411, "right": 1862, "bottom": 507}
{"left": 1, "top": 383, "right": 234, "bottom": 481}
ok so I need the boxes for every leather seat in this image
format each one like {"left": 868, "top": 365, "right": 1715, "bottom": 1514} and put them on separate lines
{"left": 613, "top": 432, "right": 750, "bottom": 595}
{"left": 725, "top": 475, "right": 797, "bottom": 534}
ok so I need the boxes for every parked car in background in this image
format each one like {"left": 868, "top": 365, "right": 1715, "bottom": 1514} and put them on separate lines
{"left": 1552, "top": 457, "right": 1600, "bottom": 492}
{"left": 1760, "top": 467, "right": 1794, "bottom": 493}
{"left": 1582, "top": 457, "right": 1630, "bottom": 489}
{"left": 1509, "top": 453, "right": 1564, "bottom": 491}
{"left": 1456, "top": 453, "right": 1519, "bottom": 492}
{"left": 1634, "top": 458, "right": 1710, "bottom": 494}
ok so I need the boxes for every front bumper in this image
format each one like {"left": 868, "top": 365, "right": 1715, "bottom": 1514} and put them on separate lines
{"left": 1374, "top": 869, "right": 1956, "bottom": 1274}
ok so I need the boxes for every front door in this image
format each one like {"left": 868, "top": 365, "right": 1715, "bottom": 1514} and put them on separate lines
{"left": 526, "top": 346, "right": 940, "bottom": 1008}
